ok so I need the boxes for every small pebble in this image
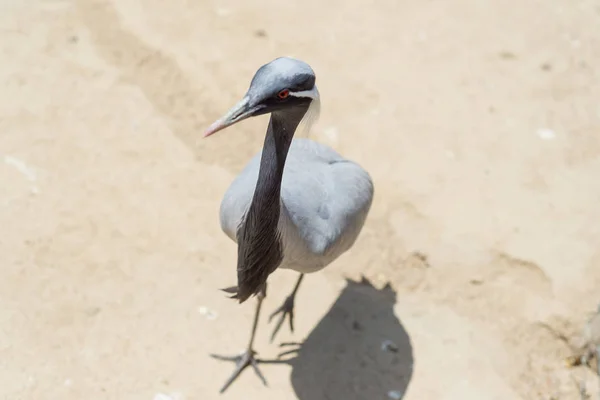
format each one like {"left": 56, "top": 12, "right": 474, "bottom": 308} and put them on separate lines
{"left": 198, "top": 306, "right": 218, "bottom": 320}
{"left": 381, "top": 340, "right": 399, "bottom": 353}
{"left": 388, "top": 390, "right": 403, "bottom": 399}
{"left": 499, "top": 51, "right": 516, "bottom": 60}
{"left": 536, "top": 128, "right": 556, "bottom": 140}
{"left": 254, "top": 29, "right": 267, "bottom": 38}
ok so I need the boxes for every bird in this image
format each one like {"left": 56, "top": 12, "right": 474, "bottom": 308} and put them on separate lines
{"left": 203, "top": 56, "right": 374, "bottom": 393}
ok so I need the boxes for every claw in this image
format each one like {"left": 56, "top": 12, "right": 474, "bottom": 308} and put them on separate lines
{"left": 210, "top": 350, "right": 267, "bottom": 393}
{"left": 268, "top": 296, "right": 295, "bottom": 342}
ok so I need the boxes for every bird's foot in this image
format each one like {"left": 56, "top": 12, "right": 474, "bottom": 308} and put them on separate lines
{"left": 210, "top": 349, "right": 267, "bottom": 393}
{"left": 268, "top": 294, "right": 296, "bottom": 342}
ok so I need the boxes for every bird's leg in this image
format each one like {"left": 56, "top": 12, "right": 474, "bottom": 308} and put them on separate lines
{"left": 268, "top": 273, "right": 304, "bottom": 342}
{"left": 210, "top": 285, "right": 268, "bottom": 393}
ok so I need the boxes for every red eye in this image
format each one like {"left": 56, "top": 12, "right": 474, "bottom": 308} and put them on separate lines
{"left": 277, "top": 89, "right": 290, "bottom": 99}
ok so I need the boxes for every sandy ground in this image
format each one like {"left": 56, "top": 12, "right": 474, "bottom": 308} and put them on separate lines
{"left": 1, "top": 0, "right": 600, "bottom": 399}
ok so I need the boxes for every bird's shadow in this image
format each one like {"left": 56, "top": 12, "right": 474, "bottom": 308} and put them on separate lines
{"left": 265, "top": 277, "right": 413, "bottom": 400}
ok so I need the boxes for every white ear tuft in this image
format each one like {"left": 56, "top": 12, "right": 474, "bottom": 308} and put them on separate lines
{"left": 289, "top": 85, "right": 319, "bottom": 100}
{"left": 296, "top": 86, "right": 321, "bottom": 139}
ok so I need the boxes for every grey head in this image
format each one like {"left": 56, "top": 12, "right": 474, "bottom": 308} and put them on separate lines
{"left": 204, "top": 57, "right": 319, "bottom": 137}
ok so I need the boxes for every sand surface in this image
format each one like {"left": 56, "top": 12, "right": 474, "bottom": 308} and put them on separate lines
{"left": 1, "top": 0, "right": 600, "bottom": 399}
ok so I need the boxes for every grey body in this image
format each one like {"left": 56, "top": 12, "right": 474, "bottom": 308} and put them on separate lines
{"left": 220, "top": 138, "right": 373, "bottom": 274}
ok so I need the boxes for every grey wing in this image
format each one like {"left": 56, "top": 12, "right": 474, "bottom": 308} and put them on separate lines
{"left": 281, "top": 142, "right": 374, "bottom": 256}
{"left": 219, "top": 153, "right": 261, "bottom": 242}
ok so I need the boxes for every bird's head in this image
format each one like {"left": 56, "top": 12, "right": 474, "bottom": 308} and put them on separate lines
{"left": 204, "top": 57, "right": 320, "bottom": 137}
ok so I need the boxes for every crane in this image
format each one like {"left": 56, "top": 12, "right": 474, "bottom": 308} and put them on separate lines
{"left": 204, "top": 57, "right": 374, "bottom": 393}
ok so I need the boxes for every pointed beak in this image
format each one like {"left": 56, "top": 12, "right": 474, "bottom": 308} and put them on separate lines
{"left": 203, "top": 96, "right": 263, "bottom": 138}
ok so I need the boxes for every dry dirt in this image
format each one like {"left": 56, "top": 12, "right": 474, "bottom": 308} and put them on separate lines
{"left": 1, "top": 0, "right": 600, "bottom": 399}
